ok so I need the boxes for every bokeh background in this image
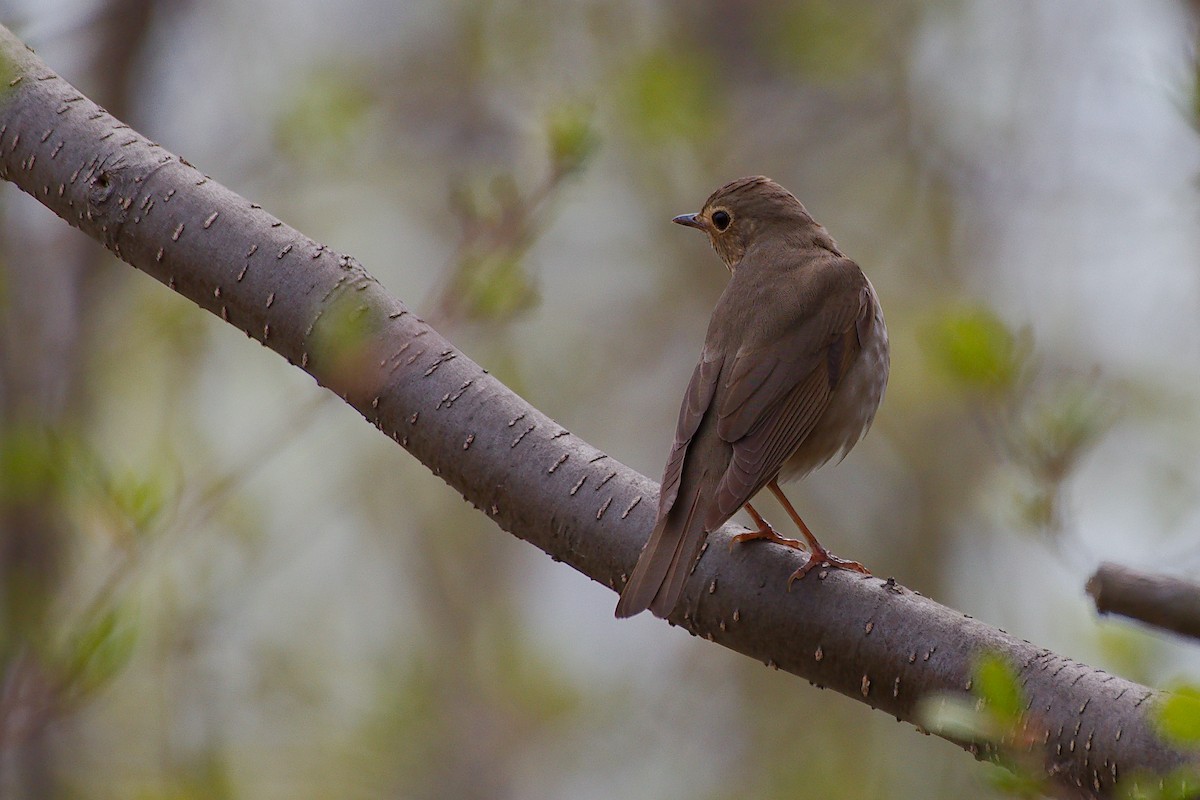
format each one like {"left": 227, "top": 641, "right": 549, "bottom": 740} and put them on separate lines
{"left": 1, "top": 0, "right": 1199, "bottom": 797}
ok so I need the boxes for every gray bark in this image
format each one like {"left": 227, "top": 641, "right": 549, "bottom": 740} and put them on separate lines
{"left": 1088, "top": 563, "right": 1200, "bottom": 643}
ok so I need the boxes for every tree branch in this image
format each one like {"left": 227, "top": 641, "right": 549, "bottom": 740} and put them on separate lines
{"left": 0, "top": 26, "right": 1192, "bottom": 798}
{"left": 1088, "top": 562, "right": 1200, "bottom": 642}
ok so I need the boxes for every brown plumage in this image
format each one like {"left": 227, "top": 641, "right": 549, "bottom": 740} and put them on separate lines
{"left": 615, "top": 176, "right": 889, "bottom": 619}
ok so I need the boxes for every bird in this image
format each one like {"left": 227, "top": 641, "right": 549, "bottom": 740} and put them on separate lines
{"left": 615, "top": 176, "right": 889, "bottom": 619}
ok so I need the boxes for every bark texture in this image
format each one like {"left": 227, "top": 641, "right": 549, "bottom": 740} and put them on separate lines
{"left": 1088, "top": 563, "right": 1200, "bottom": 642}
{"left": 0, "top": 26, "right": 1193, "bottom": 798}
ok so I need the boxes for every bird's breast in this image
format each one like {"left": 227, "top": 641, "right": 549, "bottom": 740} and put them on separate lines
{"left": 778, "top": 295, "right": 889, "bottom": 483}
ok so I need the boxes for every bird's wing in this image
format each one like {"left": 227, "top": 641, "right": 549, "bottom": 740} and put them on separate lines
{"left": 705, "top": 270, "right": 869, "bottom": 529}
{"left": 614, "top": 346, "right": 723, "bottom": 618}
{"left": 656, "top": 345, "right": 723, "bottom": 516}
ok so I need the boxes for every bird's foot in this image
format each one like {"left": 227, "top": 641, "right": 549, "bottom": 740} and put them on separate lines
{"left": 731, "top": 508, "right": 871, "bottom": 588}
{"left": 786, "top": 549, "right": 871, "bottom": 589}
{"left": 729, "top": 523, "right": 804, "bottom": 553}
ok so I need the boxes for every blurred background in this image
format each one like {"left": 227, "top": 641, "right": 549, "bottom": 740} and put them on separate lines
{"left": 0, "top": 0, "right": 1198, "bottom": 797}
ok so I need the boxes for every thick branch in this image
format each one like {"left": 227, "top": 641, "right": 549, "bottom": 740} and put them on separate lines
{"left": 0, "top": 27, "right": 1192, "bottom": 798}
{"left": 1088, "top": 562, "right": 1200, "bottom": 642}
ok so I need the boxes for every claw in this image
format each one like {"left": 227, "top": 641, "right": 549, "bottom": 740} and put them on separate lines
{"left": 786, "top": 550, "right": 871, "bottom": 589}
{"left": 736, "top": 490, "right": 871, "bottom": 591}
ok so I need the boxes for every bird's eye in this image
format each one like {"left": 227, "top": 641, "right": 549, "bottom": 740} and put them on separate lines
{"left": 711, "top": 210, "right": 731, "bottom": 231}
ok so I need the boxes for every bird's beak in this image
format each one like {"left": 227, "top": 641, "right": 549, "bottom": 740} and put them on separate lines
{"left": 672, "top": 213, "right": 706, "bottom": 230}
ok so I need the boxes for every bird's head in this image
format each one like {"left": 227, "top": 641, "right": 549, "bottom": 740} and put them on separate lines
{"left": 673, "top": 175, "right": 822, "bottom": 269}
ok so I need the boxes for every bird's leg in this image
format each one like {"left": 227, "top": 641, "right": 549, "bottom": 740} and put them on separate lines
{"left": 729, "top": 502, "right": 804, "bottom": 552}
{"left": 767, "top": 480, "right": 870, "bottom": 586}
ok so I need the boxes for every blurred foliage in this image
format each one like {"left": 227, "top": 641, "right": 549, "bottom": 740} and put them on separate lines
{"left": 308, "top": 282, "right": 385, "bottom": 393}
{"left": 1156, "top": 685, "right": 1200, "bottom": 748}
{"left": 0, "top": 424, "right": 70, "bottom": 647}
{"left": 921, "top": 304, "right": 1028, "bottom": 396}
{"left": 2, "top": 1, "right": 1199, "bottom": 798}
{"left": 434, "top": 102, "right": 596, "bottom": 324}
{"left": 920, "top": 653, "right": 1025, "bottom": 746}
{"left": 1189, "top": 52, "right": 1200, "bottom": 137}
{"left": 1096, "top": 626, "right": 1166, "bottom": 689}
{"left": 921, "top": 302, "right": 1123, "bottom": 544}
{"left": 618, "top": 47, "right": 723, "bottom": 145}
{"left": 0, "top": 423, "right": 68, "bottom": 507}
{"left": 923, "top": 661, "right": 1200, "bottom": 799}
{"left": 0, "top": 52, "right": 17, "bottom": 102}
{"left": 483, "top": 621, "right": 582, "bottom": 721}
{"left": 973, "top": 652, "right": 1023, "bottom": 726}
{"left": 759, "top": 0, "right": 888, "bottom": 82}
{"left": 274, "top": 67, "right": 376, "bottom": 165}
{"left": 1006, "top": 376, "right": 1120, "bottom": 484}
{"left": 90, "top": 464, "right": 171, "bottom": 542}
{"left": 441, "top": 174, "right": 542, "bottom": 321}
{"left": 1005, "top": 374, "right": 1122, "bottom": 534}
{"left": 53, "top": 602, "right": 139, "bottom": 706}
{"left": 919, "top": 652, "right": 1049, "bottom": 797}
{"left": 545, "top": 101, "right": 599, "bottom": 179}
{"left": 1120, "top": 765, "right": 1200, "bottom": 800}
{"left": 0, "top": 422, "right": 171, "bottom": 693}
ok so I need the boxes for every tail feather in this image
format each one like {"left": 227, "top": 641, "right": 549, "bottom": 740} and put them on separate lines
{"left": 615, "top": 477, "right": 708, "bottom": 618}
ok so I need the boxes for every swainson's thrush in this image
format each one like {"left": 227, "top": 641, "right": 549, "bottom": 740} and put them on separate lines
{"left": 615, "top": 176, "right": 889, "bottom": 619}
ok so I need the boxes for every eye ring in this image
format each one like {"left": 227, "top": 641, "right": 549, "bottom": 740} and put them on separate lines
{"left": 711, "top": 209, "right": 731, "bottom": 231}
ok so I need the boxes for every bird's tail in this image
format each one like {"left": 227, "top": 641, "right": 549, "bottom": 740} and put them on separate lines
{"left": 614, "top": 477, "right": 709, "bottom": 619}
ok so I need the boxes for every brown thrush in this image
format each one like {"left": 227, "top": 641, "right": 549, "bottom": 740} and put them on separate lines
{"left": 615, "top": 176, "right": 889, "bottom": 619}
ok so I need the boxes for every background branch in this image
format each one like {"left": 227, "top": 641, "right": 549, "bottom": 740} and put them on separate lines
{"left": 1088, "top": 563, "right": 1200, "bottom": 643}
{"left": 0, "top": 25, "right": 1193, "bottom": 799}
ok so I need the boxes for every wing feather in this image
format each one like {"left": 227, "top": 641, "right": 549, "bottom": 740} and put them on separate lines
{"left": 705, "top": 271, "right": 869, "bottom": 530}
{"left": 614, "top": 348, "right": 723, "bottom": 618}
{"left": 657, "top": 348, "right": 723, "bottom": 516}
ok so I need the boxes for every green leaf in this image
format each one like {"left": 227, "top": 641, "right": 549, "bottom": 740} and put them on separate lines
{"left": 916, "top": 691, "right": 995, "bottom": 742}
{"left": 921, "top": 304, "right": 1025, "bottom": 394}
{"left": 109, "top": 470, "right": 167, "bottom": 533}
{"left": 1156, "top": 686, "right": 1200, "bottom": 747}
{"left": 545, "top": 102, "right": 598, "bottom": 178}
{"left": 309, "top": 288, "right": 382, "bottom": 379}
{"left": 920, "top": 653, "right": 1027, "bottom": 746}
{"left": 1121, "top": 767, "right": 1200, "bottom": 800}
{"left": 59, "top": 604, "right": 139, "bottom": 702}
{"left": 1158, "top": 769, "right": 1200, "bottom": 800}
{"left": 460, "top": 253, "right": 539, "bottom": 321}
{"left": 983, "top": 761, "right": 1047, "bottom": 799}
{"left": 974, "top": 653, "right": 1024, "bottom": 724}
